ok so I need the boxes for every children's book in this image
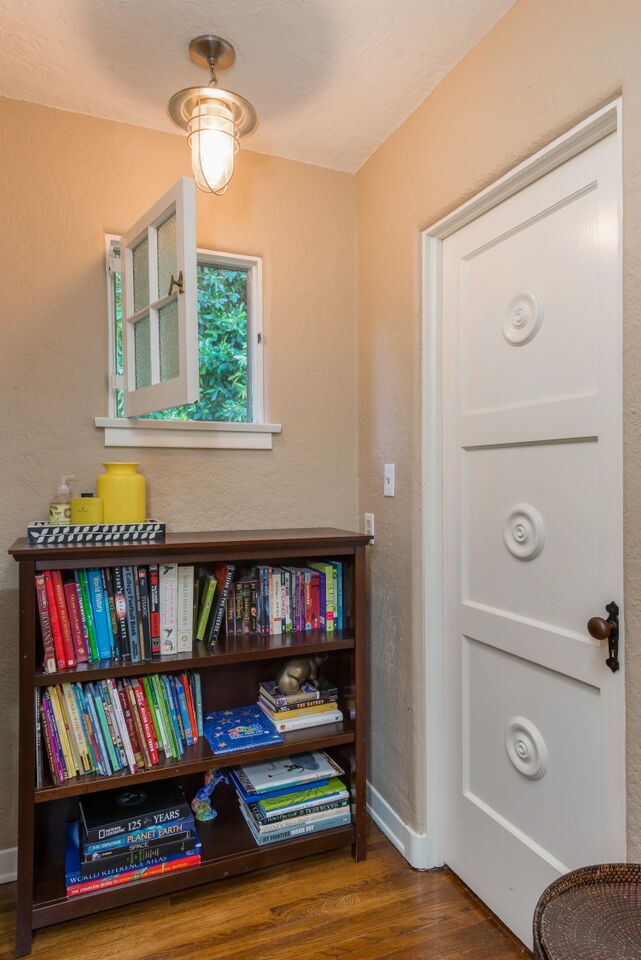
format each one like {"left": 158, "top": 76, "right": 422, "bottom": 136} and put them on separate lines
{"left": 230, "top": 750, "right": 343, "bottom": 796}
{"left": 238, "top": 802, "right": 351, "bottom": 847}
{"left": 228, "top": 769, "right": 330, "bottom": 806}
{"left": 203, "top": 705, "right": 283, "bottom": 756}
{"left": 256, "top": 777, "right": 348, "bottom": 817}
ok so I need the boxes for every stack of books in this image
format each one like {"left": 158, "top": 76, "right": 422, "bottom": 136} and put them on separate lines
{"left": 65, "top": 782, "right": 200, "bottom": 896}
{"left": 257, "top": 678, "right": 343, "bottom": 733}
{"left": 36, "top": 671, "right": 203, "bottom": 786}
{"left": 35, "top": 563, "right": 200, "bottom": 669}
{"left": 230, "top": 751, "right": 351, "bottom": 846}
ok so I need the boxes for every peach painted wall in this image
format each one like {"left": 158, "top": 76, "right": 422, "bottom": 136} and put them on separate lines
{"left": 0, "top": 97, "right": 358, "bottom": 850}
{"left": 356, "top": 0, "right": 641, "bottom": 854}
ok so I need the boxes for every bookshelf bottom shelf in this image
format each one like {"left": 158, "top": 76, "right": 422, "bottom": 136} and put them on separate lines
{"left": 32, "top": 782, "right": 356, "bottom": 929}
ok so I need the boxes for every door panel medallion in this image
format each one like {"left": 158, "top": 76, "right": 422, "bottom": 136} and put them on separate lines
{"left": 503, "top": 291, "right": 544, "bottom": 346}
{"left": 503, "top": 503, "right": 545, "bottom": 560}
{"left": 505, "top": 716, "right": 548, "bottom": 780}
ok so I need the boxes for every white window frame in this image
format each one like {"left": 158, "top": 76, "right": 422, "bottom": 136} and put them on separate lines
{"left": 96, "top": 238, "right": 281, "bottom": 450}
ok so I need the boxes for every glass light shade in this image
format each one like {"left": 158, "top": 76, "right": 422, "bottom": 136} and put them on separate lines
{"left": 187, "top": 98, "right": 238, "bottom": 194}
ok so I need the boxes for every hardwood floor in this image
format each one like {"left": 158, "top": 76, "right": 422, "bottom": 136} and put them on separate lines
{"left": 0, "top": 822, "right": 528, "bottom": 960}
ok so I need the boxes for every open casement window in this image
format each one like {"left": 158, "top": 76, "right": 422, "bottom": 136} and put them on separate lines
{"left": 121, "top": 177, "right": 199, "bottom": 417}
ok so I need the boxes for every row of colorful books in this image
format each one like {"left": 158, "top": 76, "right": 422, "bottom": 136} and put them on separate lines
{"left": 66, "top": 782, "right": 200, "bottom": 897}
{"left": 258, "top": 678, "right": 343, "bottom": 732}
{"left": 220, "top": 562, "right": 349, "bottom": 637}
{"left": 35, "top": 564, "right": 204, "bottom": 672}
{"left": 36, "top": 671, "right": 203, "bottom": 786}
{"left": 230, "top": 751, "right": 351, "bottom": 846}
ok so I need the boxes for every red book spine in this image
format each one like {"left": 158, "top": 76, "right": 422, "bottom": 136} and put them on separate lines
{"left": 67, "top": 854, "right": 201, "bottom": 897}
{"left": 43, "top": 571, "right": 66, "bottom": 670}
{"left": 35, "top": 574, "right": 56, "bottom": 673}
{"left": 149, "top": 566, "right": 161, "bottom": 654}
{"left": 50, "top": 571, "right": 76, "bottom": 667}
{"left": 304, "top": 578, "right": 313, "bottom": 631}
{"left": 181, "top": 674, "right": 198, "bottom": 744}
{"left": 310, "top": 573, "right": 321, "bottom": 629}
{"left": 117, "top": 684, "right": 143, "bottom": 770}
{"left": 64, "top": 583, "right": 88, "bottom": 662}
{"left": 132, "top": 680, "right": 159, "bottom": 764}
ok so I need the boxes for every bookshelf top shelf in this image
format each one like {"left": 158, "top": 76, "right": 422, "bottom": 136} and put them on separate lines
{"left": 9, "top": 527, "right": 371, "bottom": 563}
{"left": 33, "top": 629, "right": 355, "bottom": 684}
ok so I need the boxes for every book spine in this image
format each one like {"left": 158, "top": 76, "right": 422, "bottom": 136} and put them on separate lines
{"left": 51, "top": 571, "right": 76, "bottom": 666}
{"left": 64, "top": 582, "right": 88, "bottom": 663}
{"left": 111, "top": 567, "right": 130, "bottom": 660}
{"left": 98, "top": 681, "right": 125, "bottom": 770}
{"left": 151, "top": 675, "right": 176, "bottom": 759}
{"left": 122, "top": 566, "right": 140, "bottom": 662}
{"left": 73, "top": 581, "right": 91, "bottom": 660}
{"left": 88, "top": 569, "right": 112, "bottom": 660}
{"left": 192, "top": 672, "right": 203, "bottom": 736}
{"left": 182, "top": 673, "right": 198, "bottom": 743}
{"left": 176, "top": 566, "right": 194, "bottom": 653}
{"left": 174, "top": 678, "right": 193, "bottom": 745}
{"left": 89, "top": 682, "right": 120, "bottom": 772}
{"left": 136, "top": 567, "right": 152, "bottom": 661}
{"left": 102, "top": 569, "right": 120, "bottom": 660}
{"left": 117, "top": 682, "right": 144, "bottom": 769}
{"left": 80, "top": 837, "right": 198, "bottom": 875}
{"left": 48, "top": 685, "right": 78, "bottom": 775}
{"left": 66, "top": 853, "right": 201, "bottom": 897}
{"left": 40, "top": 698, "right": 63, "bottom": 785}
{"left": 132, "top": 568, "right": 145, "bottom": 661}
{"left": 107, "top": 678, "right": 136, "bottom": 773}
{"left": 35, "top": 574, "right": 56, "bottom": 673}
{"left": 43, "top": 571, "right": 66, "bottom": 670}
{"left": 43, "top": 692, "right": 67, "bottom": 782}
{"left": 143, "top": 675, "right": 168, "bottom": 757}
{"left": 205, "top": 566, "right": 235, "bottom": 648}
{"left": 195, "top": 574, "right": 216, "bottom": 642}
{"left": 77, "top": 570, "right": 98, "bottom": 661}
{"left": 125, "top": 679, "right": 151, "bottom": 768}
{"left": 259, "top": 703, "right": 343, "bottom": 732}
{"left": 148, "top": 564, "right": 161, "bottom": 654}
{"left": 132, "top": 680, "right": 159, "bottom": 764}
{"left": 160, "top": 675, "right": 183, "bottom": 757}
{"left": 61, "top": 684, "right": 90, "bottom": 773}
{"left": 253, "top": 796, "right": 349, "bottom": 827}
{"left": 73, "top": 683, "right": 101, "bottom": 774}
{"left": 83, "top": 686, "right": 111, "bottom": 775}
{"left": 160, "top": 563, "right": 178, "bottom": 655}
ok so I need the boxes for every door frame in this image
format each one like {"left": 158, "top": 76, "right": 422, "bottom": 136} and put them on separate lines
{"left": 420, "top": 98, "right": 624, "bottom": 869}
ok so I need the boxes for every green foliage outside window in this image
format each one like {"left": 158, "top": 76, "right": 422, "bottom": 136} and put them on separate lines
{"left": 114, "top": 263, "right": 249, "bottom": 422}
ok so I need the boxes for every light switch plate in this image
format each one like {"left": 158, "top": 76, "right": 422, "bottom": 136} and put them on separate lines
{"left": 384, "top": 463, "right": 395, "bottom": 497}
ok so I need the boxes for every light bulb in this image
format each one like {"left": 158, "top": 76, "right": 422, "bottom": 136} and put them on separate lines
{"left": 188, "top": 99, "right": 238, "bottom": 194}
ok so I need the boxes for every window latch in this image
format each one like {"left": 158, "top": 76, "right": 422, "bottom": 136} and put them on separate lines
{"left": 168, "top": 271, "right": 184, "bottom": 296}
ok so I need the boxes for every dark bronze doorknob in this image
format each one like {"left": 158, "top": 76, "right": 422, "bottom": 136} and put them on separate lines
{"left": 587, "top": 616, "right": 614, "bottom": 642}
{"left": 587, "top": 602, "right": 620, "bottom": 673}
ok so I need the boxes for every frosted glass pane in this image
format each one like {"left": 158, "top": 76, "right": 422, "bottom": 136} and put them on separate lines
{"left": 159, "top": 299, "right": 179, "bottom": 381}
{"left": 132, "top": 237, "right": 149, "bottom": 312}
{"left": 157, "top": 213, "right": 177, "bottom": 299}
{"left": 134, "top": 315, "right": 151, "bottom": 388}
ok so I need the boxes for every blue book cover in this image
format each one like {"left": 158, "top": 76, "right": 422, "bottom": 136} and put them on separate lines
{"left": 204, "top": 706, "right": 283, "bottom": 756}
{"left": 161, "top": 675, "right": 184, "bottom": 757}
{"left": 327, "top": 561, "right": 343, "bottom": 630}
{"left": 83, "top": 817, "right": 196, "bottom": 854}
{"left": 228, "top": 769, "right": 329, "bottom": 805}
{"left": 122, "top": 566, "right": 140, "bottom": 661}
{"left": 88, "top": 568, "right": 112, "bottom": 659}
{"left": 65, "top": 821, "right": 201, "bottom": 886}
{"left": 174, "top": 677, "right": 194, "bottom": 745}
{"left": 192, "top": 673, "right": 203, "bottom": 737}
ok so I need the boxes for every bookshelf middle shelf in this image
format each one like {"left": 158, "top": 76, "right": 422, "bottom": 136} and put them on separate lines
{"left": 34, "top": 719, "right": 356, "bottom": 803}
{"left": 33, "top": 629, "right": 355, "bottom": 685}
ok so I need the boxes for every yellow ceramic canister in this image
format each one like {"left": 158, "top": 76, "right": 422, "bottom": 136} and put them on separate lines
{"left": 71, "top": 494, "right": 104, "bottom": 524}
{"left": 96, "top": 463, "right": 146, "bottom": 524}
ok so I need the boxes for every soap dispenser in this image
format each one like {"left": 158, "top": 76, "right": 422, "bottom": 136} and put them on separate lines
{"left": 49, "top": 475, "right": 75, "bottom": 524}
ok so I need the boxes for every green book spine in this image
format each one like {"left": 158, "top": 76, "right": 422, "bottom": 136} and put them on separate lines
{"left": 195, "top": 575, "right": 217, "bottom": 642}
{"left": 152, "top": 674, "right": 177, "bottom": 759}
{"left": 142, "top": 675, "right": 161, "bottom": 753}
{"left": 78, "top": 569, "right": 99, "bottom": 660}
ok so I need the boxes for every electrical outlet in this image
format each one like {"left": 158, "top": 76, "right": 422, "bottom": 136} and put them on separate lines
{"left": 384, "top": 463, "right": 395, "bottom": 497}
{"left": 364, "top": 513, "right": 375, "bottom": 543}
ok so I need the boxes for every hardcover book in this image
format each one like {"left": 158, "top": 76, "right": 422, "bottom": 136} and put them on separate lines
{"left": 230, "top": 750, "right": 343, "bottom": 796}
{"left": 203, "top": 705, "right": 283, "bottom": 756}
{"left": 176, "top": 566, "right": 195, "bottom": 653}
{"left": 160, "top": 563, "right": 178, "bottom": 654}
{"left": 79, "top": 781, "right": 191, "bottom": 843}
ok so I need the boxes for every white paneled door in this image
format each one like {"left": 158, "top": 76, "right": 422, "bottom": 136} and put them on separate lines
{"left": 442, "top": 131, "right": 624, "bottom": 946}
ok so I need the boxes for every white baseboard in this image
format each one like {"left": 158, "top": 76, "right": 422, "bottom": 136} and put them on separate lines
{"left": 0, "top": 847, "right": 16, "bottom": 884}
{"left": 366, "top": 781, "right": 431, "bottom": 870}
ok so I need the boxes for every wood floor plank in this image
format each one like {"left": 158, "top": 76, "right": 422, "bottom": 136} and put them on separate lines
{"left": 0, "top": 821, "right": 527, "bottom": 960}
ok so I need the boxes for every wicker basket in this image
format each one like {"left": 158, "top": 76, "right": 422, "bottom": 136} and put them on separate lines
{"left": 533, "top": 863, "right": 641, "bottom": 959}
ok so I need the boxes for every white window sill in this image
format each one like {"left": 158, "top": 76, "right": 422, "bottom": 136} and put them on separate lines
{"left": 95, "top": 417, "right": 282, "bottom": 450}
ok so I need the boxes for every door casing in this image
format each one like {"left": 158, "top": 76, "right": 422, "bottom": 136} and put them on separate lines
{"left": 420, "top": 98, "right": 624, "bottom": 870}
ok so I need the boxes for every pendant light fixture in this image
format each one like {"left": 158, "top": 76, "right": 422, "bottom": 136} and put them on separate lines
{"left": 168, "top": 35, "right": 258, "bottom": 195}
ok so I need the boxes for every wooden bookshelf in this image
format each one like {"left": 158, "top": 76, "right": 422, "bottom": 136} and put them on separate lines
{"left": 9, "top": 528, "right": 370, "bottom": 956}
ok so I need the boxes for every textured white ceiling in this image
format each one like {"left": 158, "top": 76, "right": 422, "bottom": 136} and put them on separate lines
{"left": 0, "top": 0, "right": 515, "bottom": 172}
